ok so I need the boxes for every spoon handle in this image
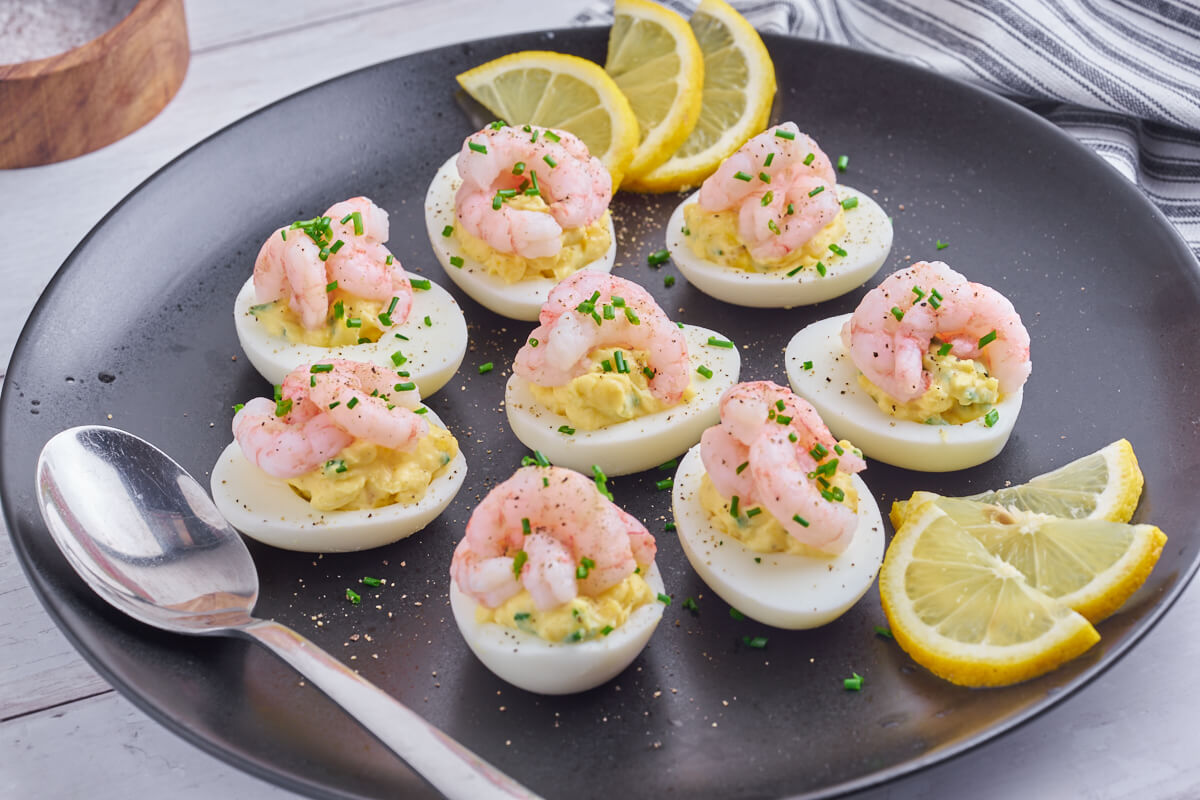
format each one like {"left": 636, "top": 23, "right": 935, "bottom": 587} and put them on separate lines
{"left": 242, "top": 619, "right": 541, "bottom": 800}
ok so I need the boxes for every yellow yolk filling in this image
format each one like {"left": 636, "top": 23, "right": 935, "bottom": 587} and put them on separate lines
{"left": 456, "top": 195, "right": 612, "bottom": 283}
{"left": 859, "top": 349, "right": 1000, "bottom": 425}
{"left": 698, "top": 468, "right": 859, "bottom": 556}
{"left": 682, "top": 204, "right": 847, "bottom": 273}
{"left": 251, "top": 290, "right": 389, "bottom": 347}
{"left": 287, "top": 423, "right": 457, "bottom": 511}
{"left": 476, "top": 571, "right": 655, "bottom": 643}
{"left": 528, "top": 347, "right": 695, "bottom": 430}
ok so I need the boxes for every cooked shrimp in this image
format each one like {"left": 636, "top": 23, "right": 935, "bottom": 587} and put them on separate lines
{"left": 454, "top": 124, "right": 612, "bottom": 259}
{"left": 450, "top": 466, "right": 656, "bottom": 611}
{"left": 700, "top": 382, "right": 865, "bottom": 554}
{"left": 307, "top": 360, "right": 426, "bottom": 451}
{"left": 841, "top": 261, "right": 1032, "bottom": 403}
{"left": 252, "top": 196, "right": 413, "bottom": 330}
{"left": 232, "top": 397, "right": 354, "bottom": 479}
{"left": 512, "top": 273, "right": 690, "bottom": 403}
{"left": 697, "top": 122, "right": 842, "bottom": 262}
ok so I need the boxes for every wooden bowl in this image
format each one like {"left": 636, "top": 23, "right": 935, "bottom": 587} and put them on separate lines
{"left": 0, "top": 0, "right": 189, "bottom": 168}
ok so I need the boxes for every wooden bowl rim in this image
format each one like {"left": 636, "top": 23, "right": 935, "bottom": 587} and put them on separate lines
{"left": 0, "top": 0, "right": 173, "bottom": 77}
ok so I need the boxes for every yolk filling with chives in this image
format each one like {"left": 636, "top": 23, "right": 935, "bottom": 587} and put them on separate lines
{"left": 455, "top": 194, "right": 612, "bottom": 283}
{"left": 682, "top": 204, "right": 847, "bottom": 273}
{"left": 859, "top": 347, "right": 1000, "bottom": 425}
{"left": 698, "top": 466, "right": 858, "bottom": 556}
{"left": 476, "top": 569, "right": 654, "bottom": 643}
{"left": 528, "top": 347, "right": 695, "bottom": 430}
{"left": 250, "top": 289, "right": 390, "bottom": 347}
{"left": 287, "top": 423, "right": 457, "bottom": 511}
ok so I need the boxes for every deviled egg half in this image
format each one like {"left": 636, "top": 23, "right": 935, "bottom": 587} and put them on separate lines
{"left": 671, "top": 381, "right": 885, "bottom": 629}
{"left": 448, "top": 465, "right": 666, "bottom": 694}
{"left": 425, "top": 123, "right": 616, "bottom": 321}
{"left": 505, "top": 272, "right": 740, "bottom": 476}
{"left": 787, "top": 260, "right": 1030, "bottom": 471}
{"left": 665, "top": 122, "right": 892, "bottom": 307}
{"left": 211, "top": 360, "right": 466, "bottom": 552}
{"left": 235, "top": 196, "right": 468, "bottom": 396}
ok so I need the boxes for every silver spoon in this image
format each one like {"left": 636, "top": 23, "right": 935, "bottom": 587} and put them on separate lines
{"left": 36, "top": 425, "right": 540, "bottom": 800}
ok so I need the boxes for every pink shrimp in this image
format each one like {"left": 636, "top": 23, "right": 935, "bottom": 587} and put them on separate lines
{"left": 700, "top": 382, "right": 865, "bottom": 555}
{"left": 450, "top": 466, "right": 656, "bottom": 611}
{"left": 512, "top": 273, "right": 690, "bottom": 403}
{"left": 453, "top": 124, "right": 612, "bottom": 258}
{"left": 306, "top": 360, "right": 426, "bottom": 451}
{"left": 696, "top": 122, "right": 842, "bottom": 263}
{"left": 251, "top": 196, "right": 413, "bottom": 330}
{"left": 841, "top": 261, "right": 1032, "bottom": 403}
{"left": 232, "top": 397, "right": 354, "bottom": 479}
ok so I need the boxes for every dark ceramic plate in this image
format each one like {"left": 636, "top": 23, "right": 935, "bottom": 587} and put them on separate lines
{"left": 3, "top": 28, "right": 1199, "bottom": 800}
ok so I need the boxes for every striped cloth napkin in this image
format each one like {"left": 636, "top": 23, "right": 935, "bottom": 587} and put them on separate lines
{"left": 575, "top": 0, "right": 1200, "bottom": 259}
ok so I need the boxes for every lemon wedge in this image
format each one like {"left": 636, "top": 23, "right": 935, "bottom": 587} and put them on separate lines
{"left": 891, "top": 439, "right": 1145, "bottom": 528}
{"left": 606, "top": 0, "right": 705, "bottom": 180}
{"left": 879, "top": 500, "right": 1102, "bottom": 688}
{"left": 456, "top": 51, "right": 640, "bottom": 188}
{"left": 624, "top": 0, "right": 776, "bottom": 193}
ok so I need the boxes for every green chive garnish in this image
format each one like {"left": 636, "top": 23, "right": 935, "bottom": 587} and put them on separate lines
{"left": 664, "top": 521, "right": 677, "bottom": 532}
{"left": 614, "top": 350, "right": 629, "bottom": 373}
{"left": 891, "top": 306, "right": 905, "bottom": 321}
{"left": 759, "top": 171, "right": 771, "bottom": 183}
{"left": 736, "top": 461, "right": 749, "bottom": 474}
{"left": 232, "top": 403, "right": 245, "bottom": 414}
{"left": 311, "top": 363, "right": 334, "bottom": 373}
{"left": 682, "top": 597, "right": 699, "bottom": 613}
{"left": 875, "top": 626, "right": 893, "bottom": 639}
{"left": 837, "top": 155, "right": 849, "bottom": 172}
{"left": 761, "top": 190, "right": 774, "bottom": 206}
{"left": 733, "top": 171, "right": 753, "bottom": 182}
{"left": 743, "top": 636, "right": 768, "bottom": 649}
{"left": 657, "top": 593, "right": 671, "bottom": 605}
{"left": 787, "top": 264, "right": 804, "bottom": 277}
{"left": 775, "top": 129, "right": 795, "bottom": 140}
{"left": 793, "top": 514, "right": 809, "bottom": 527}
{"left": 543, "top": 130, "right": 560, "bottom": 142}
{"left": 729, "top": 495, "right": 740, "bottom": 517}
{"left": 468, "top": 142, "right": 487, "bottom": 154}
{"left": 803, "top": 152, "right": 815, "bottom": 165}
{"left": 664, "top": 275, "right": 675, "bottom": 287}
{"left": 533, "top": 450, "right": 550, "bottom": 467}
{"left": 656, "top": 478, "right": 673, "bottom": 491}
{"left": 543, "top": 154, "right": 557, "bottom": 168}
{"left": 558, "top": 425, "right": 575, "bottom": 435}
{"left": 768, "top": 219, "right": 781, "bottom": 235}
{"left": 449, "top": 256, "right": 464, "bottom": 268}
{"left": 844, "top": 672, "right": 864, "bottom": 691}
{"left": 521, "top": 517, "right": 531, "bottom": 535}
{"left": 346, "top": 317, "right": 362, "bottom": 328}
{"left": 275, "top": 398, "right": 292, "bottom": 417}
{"left": 492, "top": 194, "right": 503, "bottom": 210}
{"left": 512, "top": 549, "right": 528, "bottom": 576}
{"left": 512, "top": 161, "right": 525, "bottom": 175}
{"left": 984, "top": 408, "right": 1000, "bottom": 427}
{"left": 478, "top": 362, "right": 494, "bottom": 374}
{"left": 394, "top": 382, "right": 416, "bottom": 391}
{"left": 601, "top": 625, "right": 614, "bottom": 636}
{"left": 803, "top": 360, "right": 813, "bottom": 370}
{"left": 729, "top": 608, "right": 746, "bottom": 620}
{"left": 707, "top": 337, "right": 734, "bottom": 348}
{"left": 938, "top": 342, "right": 952, "bottom": 356}
{"left": 361, "top": 576, "right": 382, "bottom": 587}
{"left": 424, "top": 315, "right": 432, "bottom": 327}
{"left": 385, "top": 254, "right": 394, "bottom": 266}
{"left": 829, "top": 243, "right": 848, "bottom": 257}
{"left": 764, "top": 152, "right": 775, "bottom": 167}
{"left": 326, "top": 280, "right": 338, "bottom": 292}
{"left": 816, "top": 262, "right": 827, "bottom": 276}
{"left": 601, "top": 359, "right": 613, "bottom": 372}
{"left": 696, "top": 364, "right": 713, "bottom": 379}
{"left": 978, "top": 330, "right": 998, "bottom": 348}
{"left": 647, "top": 248, "right": 670, "bottom": 266}
{"left": 936, "top": 239, "right": 949, "bottom": 250}
{"left": 808, "top": 185, "right": 825, "bottom": 197}
{"left": 390, "top": 351, "right": 407, "bottom": 367}
{"left": 841, "top": 196, "right": 858, "bottom": 210}
{"left": 624, "top": 307, "right": 640, "bottom": 325}
{"left": 346, "top": 588, "right": 361, "bottom": 604}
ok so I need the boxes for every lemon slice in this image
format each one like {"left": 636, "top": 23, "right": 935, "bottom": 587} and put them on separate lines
{"left": 891, "top": 440, "right": 1145, "bottom": 528}
{"left": 880, "top": 500, "right": 1101, "bottom": 687}
{"left": 456, "top": 51, "right": 640, "bottom": 188}
{"left": 606, "top": 0, "right": 705, "bottom": 179}
{"left": 624, "top": 0, "right": 776, "bottom": 193}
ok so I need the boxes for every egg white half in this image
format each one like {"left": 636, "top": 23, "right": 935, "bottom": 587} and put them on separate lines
{"left": 504, "top": 324, "right": 742, "bottom": 476}
{"left": 664, "top": 186, "right": 892, "bottom": 308}
{"left": 209, "top": 407, "right": 467, "bottom": 553}
{"left": 448, "top": 561, "right": 666, "bottom": 695}
{"left": 424, "top": 155, "right": 616, "bottom": 321}
{"left": 233, "top": 277, "right": 468, "bottom": 397}
{"left": 672, "top": 444, "right": 884, "bottom": 629}
{"left": 785, "top": 313, "right": 1023, "bottom": 472}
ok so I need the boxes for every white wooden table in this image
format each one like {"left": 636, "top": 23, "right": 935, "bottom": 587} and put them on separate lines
{"left": 2, "top": 2, "right": 1198, "bottom": 798}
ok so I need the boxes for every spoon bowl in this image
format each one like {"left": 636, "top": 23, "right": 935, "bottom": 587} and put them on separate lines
{"left": 36, "top": 425, "right": 538, "bottom": 800}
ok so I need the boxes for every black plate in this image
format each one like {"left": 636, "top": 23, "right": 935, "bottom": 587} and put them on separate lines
{"left": 4, "top": 29, "right": 1199, "bottom": 800}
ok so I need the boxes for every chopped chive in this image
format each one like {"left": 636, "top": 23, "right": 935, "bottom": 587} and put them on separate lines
{"left": 874, "top": 626, "right": 893, "bottom": 639}
{"left": 664, "top": 521, "right": 677, "bottom": 532}
{"left": 521, "top": 517, "right": 531, "bottom": 535}
{"left": 611, "top": 296, "right": 625, "bottom": 307}
{"left": 603, "top": 304, "right": 615, "bottom": 319}
{"left": 346, "top": 397, "right": 360, "bottom": 409}
{"left": 810, "top": 443, "right": 829, "bottom": 460}
{"left": 280, "top": 229, "right": 286, "bottom": 241}
{"left": 707, "top": 336, "right": 734, "bottom": 348}
{"left": 729, "top": 495, "right": 740, "bottom": 517}
{"left": 468, "top": 141, "right": 487, "bottom": 154}
{"left": 326, "top": 280, "right": 338, "bottom": 292}
{"left": 808, "top": 185, "right": 825, "bottom": 197}
{"left": 657, "top": 593, "right": 671, "bottom": 605}
{"left": 351, "top": 211, "right": 364, "bottom": 236}
{"left": 394, "top": 381, "right": 416, "bottom": 391}
{"left": 787, "top": 264, "right": 804, "bottom": 277}
{"left": 530, "top": 130, "right": 538, "bottom": 142}
{"left": 319, "top": 248, "right": 330, "bottom": 261}
{"left": 832, "top": 486, "right": 846, "bottom": 502}
{"left": 616, "top": 350, "right": 630, "bottom": 373}
{"left": 747, "top": 507, "right": 763, "bottom": 518}
{"left": 449, "top": 255, "right": 464, "bottom": 268}
{"left": 389, "top": 351, "right": 407, "bottom": 367}
{"left": 776, "top": 414, "right": 792, "bottom": 425}
{"left": 543, "top": 130, "right": 560, "bottom": 142}
{"left": 929, "top": 294, "right": 942, "bottom": 309}
{"left": 478, "top": 362, "right": 494, "bottom": 374}
{"left": 328, "top": 401, "right": 340, "bottom": 409}
{"left": 534, "top": 450, "right": 550, "bottom": 467}
{"left": 938, "top": 342, "right": 953, "bottom": 356}
{"left": 844, "top": 672, "right": 864, "bottom": 691}
{"left": 841, "top": 196, "right": 859, "bottom": 210}
{"left": 361, "top": 576, "right": 382, "bottom": 587}
{"left": 761, "top": 190, "right": 774, "bottom": 206}
{"left": 764, "top": 152, "right": 775, "bottom": 167}
{"left": 601, "top": 624, "right": 614, "bottom": 635}
{"left": 624, "top": 307, "right": 640, "bottom": 325}
{"left": 378, "top": 313, "right": 392, "bottom": 327}
{"left": 829, "top": 243, "right": 848, "bottom": 257}
{"left": 558, "top": 425, "right": 575, "bottom": 435}
{"left": 512, "top": 549, "right": 528, "bottom": 576}
{"left": 803, "top": 360, "right": 813, "bottom": 370}
{"left": 978, "top": 329, "right": 998, "bottom": 348}
{"left": 891, "top": 306, "right": 905, "bottom": 321}
{"left": 492, "top": 194, "right": 503, "bottom": 210}
{"left": 512, "top": 161, "right": 525, "bottom": 175}
{"left": 542, "top": 154, "right": 557, "bottom": 168}
{"left": 729, "top": 608, "right": 746, "bottom": 620}
{"left": 528, "top": 170, "right": 540, "bottom": 195}
{"left": 424, "top": 315, "right": 432, "bottom": 327}
{"left": 775, "top": 129, "right": 796, "bottom": 140}
{"left": 346, "top": 588, "right": 361, "bottom": 604}
{"left": 274, "top": 398, "right": 292, "bottom": 417}
{"left": 385, "top": 254, "right": 394, "bottom": 266}
{"left": 936, "top": 239, "right": 949, "bottom": 250}
{"left": 682, "top": 225, "right": 691, "bottom": 236}
{"left": 768, "top": 219, "right": 781, "bottom": 235}
{"left": 274, "top": 384, "right": 283, "bottom": 401}
{"left": 394, "top": 333, "right": 409, "bottom": 341}
{"left": 696, "top": 364, "right": 713, "bottom": 379}
{"left": 346, "top": 317, "right": 362, "bottom": 328}
{"left": 733, "top": 171, "right": 753, "bottom": 182}
{"left": 793, "top": 514, "right": 810, "bottom": 527}
{"left": 658, "top": 458, "right": 677, "bottom": 470}
{"left": 759, "top": 171, "right": 771, "bottom": 183}
{"left": 232, "top": 403, "right": 245, "bottom": 414}
{"left": 497, "top": 188, "right": 517, "bottom": 199}
{"left": 834, "top": 444, "right": 844, "bottom": 455}
{"left": 816, "top": 262, "right": 827, "bottom": 276}
{"left": 984, "top": 408, "right": 1000, "bottom": 427}
{"left": 742, "top": 636, "right": 768, "bottom": 649}
{"left": 682, "top": 597, "right": 699, "bottom": 613}
{"left": 311, "top": 363, "right": 334, "bottom": 373}
{"left": 837, "top": 155, "right": 849, "bottom": 172}
{"left": 601, "top": 359, "right": 613, "bottom": 372}
{"left": 647, "top": 248, "right": 670, "bottom": 266}
{"left": 912, "top": 286, "right": 926, "bottom": 300}
{"left": 656, "top": 478, "right": 673, "bottom": 491}
{"left": 803, "top": 152, "right": 815, "bottom": 165}
{"left": 664, "top": 275, "right": 675, "bottom": 287}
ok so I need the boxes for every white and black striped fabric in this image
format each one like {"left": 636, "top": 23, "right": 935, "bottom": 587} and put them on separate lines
{"left": 576, "top": 0, "right": 1200, "bottom": 259}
